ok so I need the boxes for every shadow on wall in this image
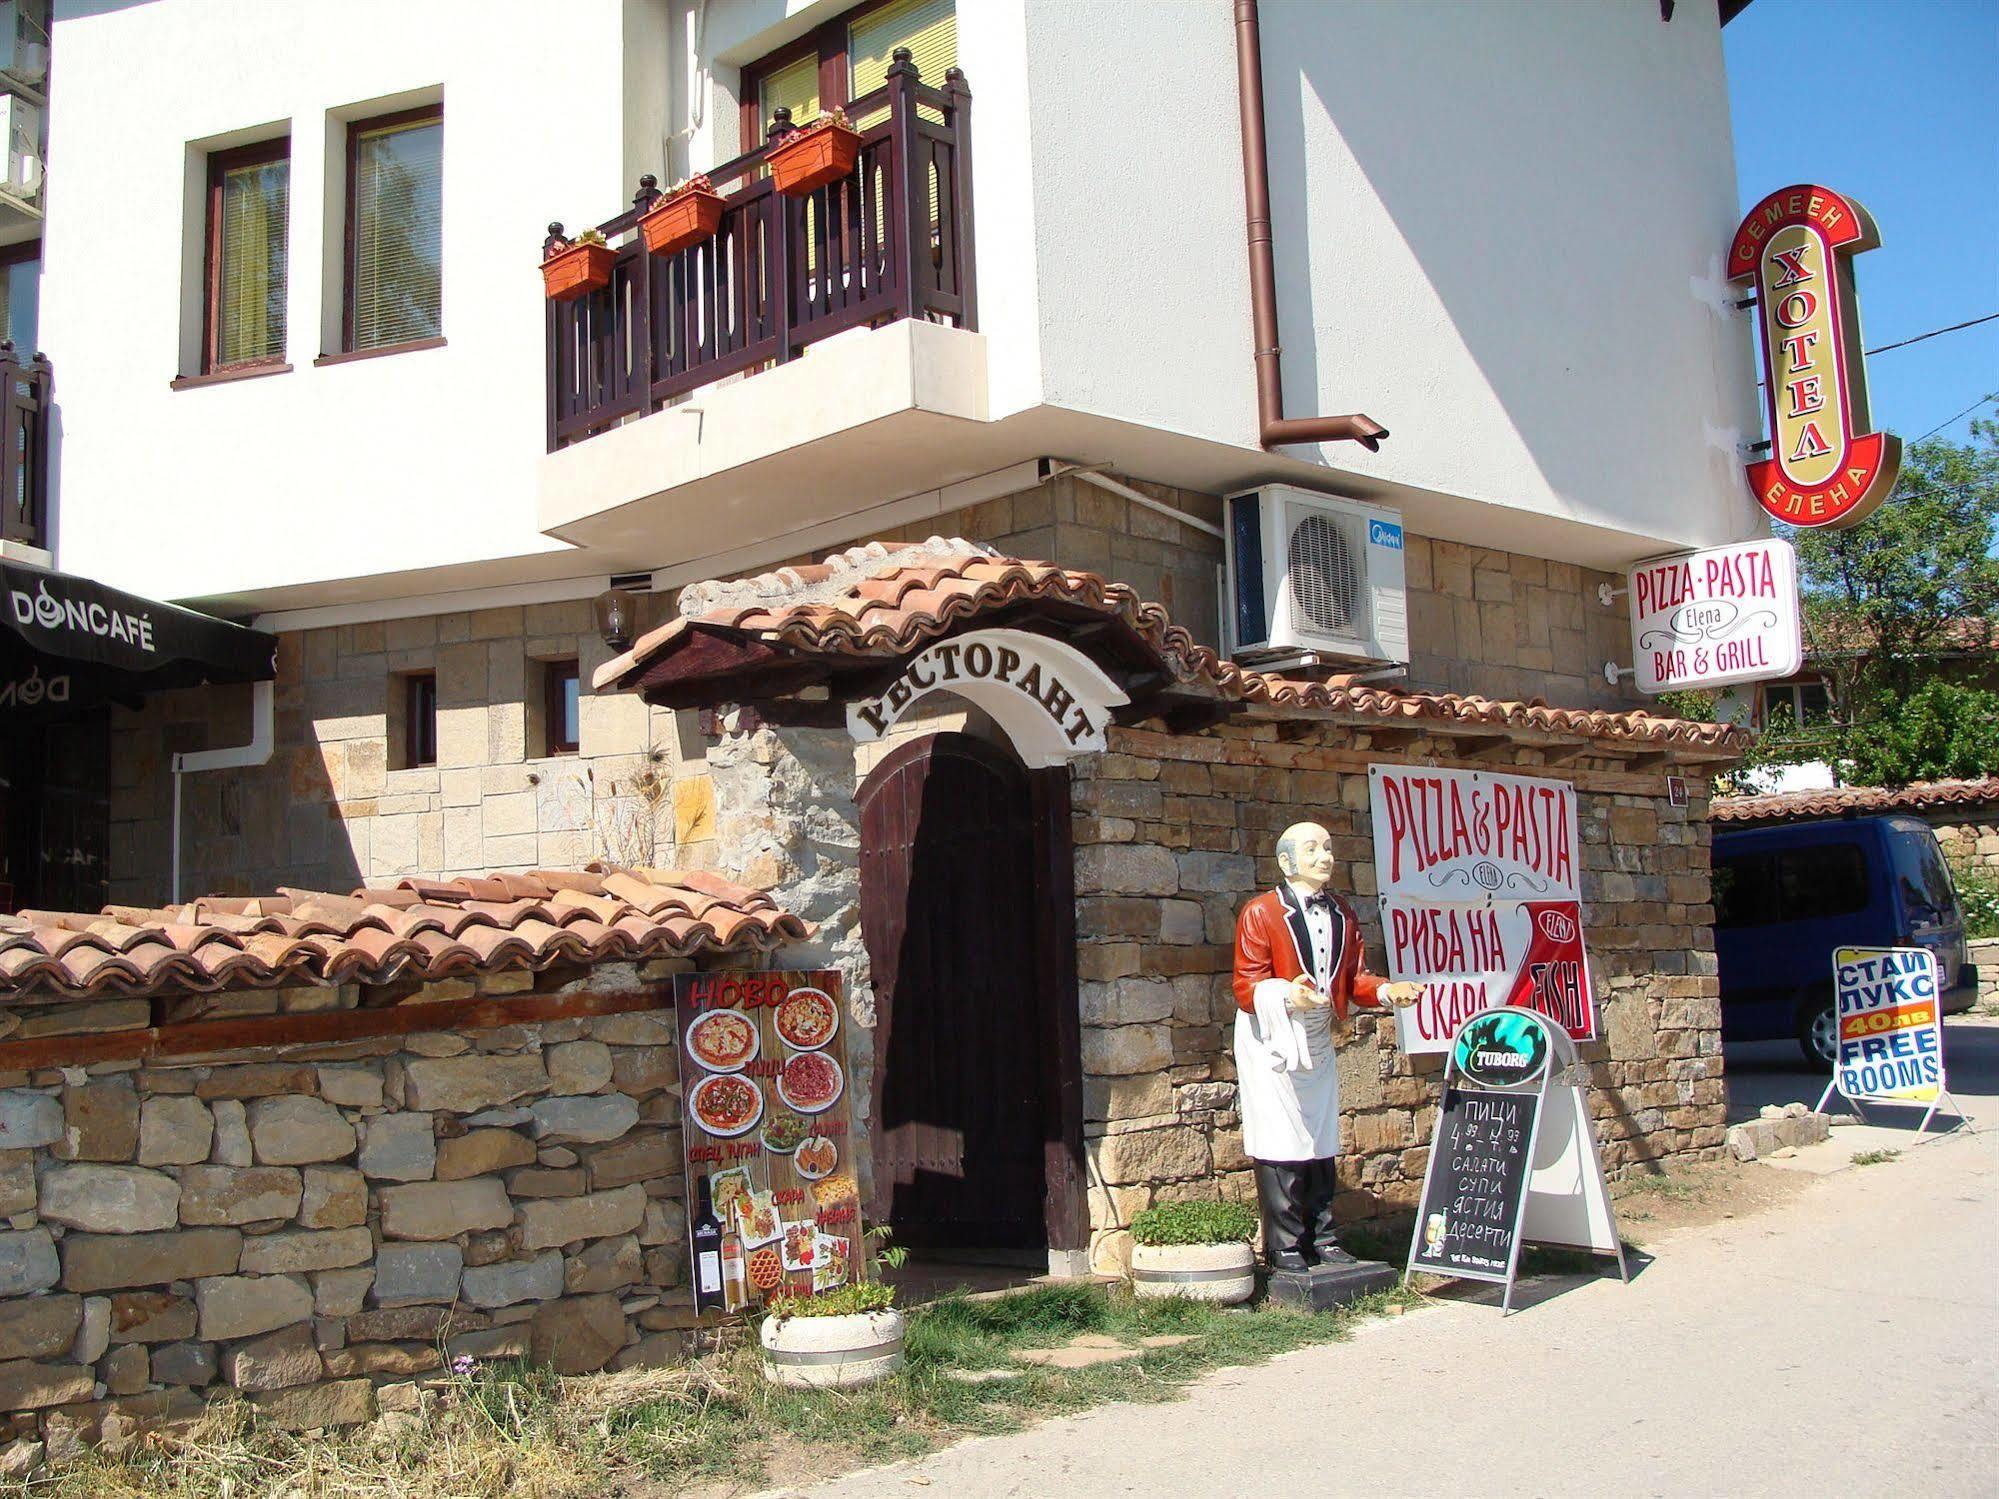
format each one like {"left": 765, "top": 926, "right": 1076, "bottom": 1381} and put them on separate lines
{"left": 108, "top": 679, "right": 356, "bottom": 907}
{"left": 1261, "top": 1, "right": 1750, "bottom": 533}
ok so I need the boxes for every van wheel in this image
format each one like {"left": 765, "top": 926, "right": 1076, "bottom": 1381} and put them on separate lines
{"left": 1797, "top": 996, "right": 1837, "bottom": 1072}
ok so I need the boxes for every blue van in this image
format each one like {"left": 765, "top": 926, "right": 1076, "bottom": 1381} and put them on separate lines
{"left": 1713, "top": 814, "right": 1976, "bottom": 1068}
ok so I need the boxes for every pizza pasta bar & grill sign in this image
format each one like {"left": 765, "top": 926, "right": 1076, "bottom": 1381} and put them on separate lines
{"left": 1369, "top": 766, "right": 1596, "bottom": 1054}
{"left": 675, "top": 971, "right": 861, "bottom": 1313}
{"left": 1627, "top": 538, "right": 1802, "bottom": 695}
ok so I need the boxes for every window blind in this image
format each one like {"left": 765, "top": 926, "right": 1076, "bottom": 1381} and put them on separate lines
{"left": 850, "top": 0, "right": 956, "bottom": 124}
{"left": 759, "top": 54, "right": 821, "bottom": 136}
{"left": 350, "top": 115, "right": 443, "bottom": 351}
{"left": 215, "top": 157, "right": 288, "bottom": 367}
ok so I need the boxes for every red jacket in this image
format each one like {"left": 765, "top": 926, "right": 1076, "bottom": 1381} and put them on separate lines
{"left": 1232, "top": 884, "right": 1386, "bottom": 1021}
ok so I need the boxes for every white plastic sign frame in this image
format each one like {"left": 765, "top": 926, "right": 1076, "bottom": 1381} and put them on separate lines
{"left": 1405, "top": 1006, "right": 1625, "bottom": 1314}
{"left": 1627, "top": 537, "right": 1803, "bottom": 695}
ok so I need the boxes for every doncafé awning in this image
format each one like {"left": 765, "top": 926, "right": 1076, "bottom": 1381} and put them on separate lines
{"left": 0, "top": 561, "right": 275, "bottom": 722}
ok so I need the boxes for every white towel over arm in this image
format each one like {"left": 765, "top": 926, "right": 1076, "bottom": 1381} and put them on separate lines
{"left": 1234, "top": 982, "right": 1341, "bottom": 1161}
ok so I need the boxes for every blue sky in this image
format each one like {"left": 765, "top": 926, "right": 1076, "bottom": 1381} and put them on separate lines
{"left": 1724, "top": 0, "right": 1998, "bottom": 447}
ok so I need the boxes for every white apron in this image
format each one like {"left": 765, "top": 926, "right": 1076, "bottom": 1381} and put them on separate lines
{"left": 1235, "top": 887, "right": 1343, "bottom": 1162}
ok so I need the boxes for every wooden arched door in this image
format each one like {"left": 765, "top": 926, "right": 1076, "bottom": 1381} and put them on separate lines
{"left": 859, "top": 732, "right": 1064, "bottom": 1253}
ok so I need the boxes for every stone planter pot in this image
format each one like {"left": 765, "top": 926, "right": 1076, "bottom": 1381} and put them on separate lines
{"left": 1130, "top": 1242, "right": 1256, "bottom": 1304}
{"left": 541, "top": 241, "right": 615, "bottom": 302}
{"left": 759, "top": 1308, "right": 905, "bottom": 1389}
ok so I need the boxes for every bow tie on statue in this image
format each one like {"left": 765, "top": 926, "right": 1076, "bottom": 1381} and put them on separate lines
{"left": 1303, "top": 893, "right": 1335, "bottom": 913}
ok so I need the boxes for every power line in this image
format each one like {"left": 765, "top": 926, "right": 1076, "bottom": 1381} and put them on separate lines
{"left": 1865, "top": 312, "right": 1998, "bottom": 358}
{"left": 1913, "top": 394, "right": 1996, "bottom": 444}
{"left": 1755, "top": 312, "right": 1997, "bottom": 388}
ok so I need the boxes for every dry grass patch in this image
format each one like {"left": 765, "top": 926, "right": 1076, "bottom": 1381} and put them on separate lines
{"left": 7, "top": 1283, "right": 1424, "bottom": 1499}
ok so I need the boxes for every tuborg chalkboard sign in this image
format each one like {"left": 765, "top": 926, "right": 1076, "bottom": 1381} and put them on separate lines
{"left": 1406, "top": 1007, "right": 1627, "bottom": 1313}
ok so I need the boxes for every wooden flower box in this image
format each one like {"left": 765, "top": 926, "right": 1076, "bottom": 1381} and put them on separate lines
{"left": 541, "top": 241, "right": 616, "bottom": 302}
{"left": 767, "top": 118, "right": 862, "bottom": 197}
{"left": 638, "top": 180, "right": 726, "bottom": 257}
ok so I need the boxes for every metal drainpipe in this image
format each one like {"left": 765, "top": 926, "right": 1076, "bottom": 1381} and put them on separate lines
{"left": 1233, "top": 0, "right": 1388, "bottom": 452}
{"left": 170, "top": 678, "right": 275, "bottom": 903}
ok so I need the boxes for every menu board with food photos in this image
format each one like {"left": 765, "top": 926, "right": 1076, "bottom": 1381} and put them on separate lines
{"left": 675, "top": 970, "right": 861, "bottom": 1313}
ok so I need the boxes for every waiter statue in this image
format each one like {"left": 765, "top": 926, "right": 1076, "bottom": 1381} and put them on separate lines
{"left": 1233, "top": 821, "right": 1420, "bottom": 1302}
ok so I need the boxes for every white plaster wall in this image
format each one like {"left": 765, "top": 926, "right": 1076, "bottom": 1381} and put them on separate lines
{"left": 1014, "top": 0, "right": 1763, "bottom": 554}
{"left": 42, "top": 0, "right": 1762, "bottom": 613}
{"left": 40, "top": 0, "right": 636, "bottom": 605}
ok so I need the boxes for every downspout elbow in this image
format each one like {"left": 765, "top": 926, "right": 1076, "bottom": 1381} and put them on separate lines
{"left": 1262, "top": 413, "right": 1389, "bottom": 453}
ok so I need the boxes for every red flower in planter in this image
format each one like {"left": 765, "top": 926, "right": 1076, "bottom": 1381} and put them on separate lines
{"left": 767, "top": 112, "right": 862, "bottom": 198}
{"left": 638, "top": 175, "right": 726, "bottom": 257}
{"left": 542, "top": 229, "right": 615, "bottom": 302}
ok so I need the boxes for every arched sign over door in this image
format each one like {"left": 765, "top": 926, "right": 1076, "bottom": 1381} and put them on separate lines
{"left": 845, "top": 628, "right": 1129, "bottom": 767}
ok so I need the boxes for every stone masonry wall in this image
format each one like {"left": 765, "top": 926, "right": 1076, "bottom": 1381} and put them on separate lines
{"left": 0, "top": 962, "right": 701, "bottom": 1454}
{"left": 105, "top": 471, "right": 1644, "bottom": 908}
{"left": 1070, "top": 719, "right": 1724, "bottom": 1274}
{"left": 1925, "top": 804, "right": 1999, "bottom": 876}
{"left": 106, "top": 593, "right": 706, "bottom": 905}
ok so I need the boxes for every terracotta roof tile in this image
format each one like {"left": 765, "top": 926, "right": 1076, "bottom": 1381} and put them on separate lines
{"left": 0, "top": 864, "right": 809, "bottom": 1004}
{"left": 1712, "top": 777, "right": 1999, "bottom": 824}
{"left": 599, "top": 537, "right": 1750, "bottom": 757}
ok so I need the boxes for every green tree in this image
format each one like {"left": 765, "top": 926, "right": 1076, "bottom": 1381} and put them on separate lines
{"left": 1843, "top": 678, "right": 1999, "bottom": 784}
{"left": 1777, "top": 409, "right": 1999, "bottom": 784}
{"left": 1791, "top": 411, "right": 1999, "bottom": 694}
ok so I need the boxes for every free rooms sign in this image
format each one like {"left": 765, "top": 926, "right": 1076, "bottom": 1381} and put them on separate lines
{"left": 1832, "top": 946, "right": 1944, "bottom": 1106}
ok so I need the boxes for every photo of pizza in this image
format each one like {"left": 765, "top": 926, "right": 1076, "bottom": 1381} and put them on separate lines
{"left": 747, "top": 1243, "right": 785, "bottom": 1293}
{"left": 689, "top": 1073, "right": 764, "bottom": 1138}
{"left": 774, "top": 986, "right": 840, "bottom": 1051}
{"left": 776, "top": 1050, "right": 844, "bottom": 1115}
{"left": 685, "top": 1009, "right": 759, "bottom": 1073}
{"left": 793, "top": 1135, "right": 838, "bottom": 1180}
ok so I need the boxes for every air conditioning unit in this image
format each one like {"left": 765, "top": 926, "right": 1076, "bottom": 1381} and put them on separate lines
{"left": 1223, "top": 485, "right": 1409, "bottom": 666}
{"left": 0, "top": 1, "right": 46, "bottom": 86}
{"left": 0, "top": 94, "right": 39, "bottom": 204}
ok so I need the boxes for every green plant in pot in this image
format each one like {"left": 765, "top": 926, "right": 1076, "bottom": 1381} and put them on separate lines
{"left": 758, "top": 1225, "right": 908, "bottom": 1389}
{"left": 1128, "top": 1200, "right": 1260, "bottom": 1304}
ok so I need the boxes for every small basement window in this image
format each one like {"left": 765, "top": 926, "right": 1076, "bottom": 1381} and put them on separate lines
{"left": 391, "top": 671, "right": 437, "bottom": 769}
{"left": 543, "top": 658, "right": 580, "bottom": 755}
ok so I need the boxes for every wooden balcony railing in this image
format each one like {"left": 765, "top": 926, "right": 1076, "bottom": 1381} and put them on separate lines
{"left": 545, "top": 51, "right": 976, "bottom": 453}
{"left": 0, "top": 343, "right": 52, "bottom": 553}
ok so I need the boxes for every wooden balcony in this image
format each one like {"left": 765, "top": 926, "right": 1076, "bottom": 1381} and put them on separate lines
{"left": 545, "top": 52, "right": 976, "bottom": 454}
{"left": 0, "top": 344, "right": 51, "bottom": 554}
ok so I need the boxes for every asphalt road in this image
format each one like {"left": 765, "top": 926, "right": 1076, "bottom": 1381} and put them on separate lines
{"left": 786, "top": 1021, "right": 1997, "bottom": 1499}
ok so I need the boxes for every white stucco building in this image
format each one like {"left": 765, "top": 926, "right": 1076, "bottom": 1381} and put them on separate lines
{"left": 5, "top": 0, "right": 1765, "bottom": 909}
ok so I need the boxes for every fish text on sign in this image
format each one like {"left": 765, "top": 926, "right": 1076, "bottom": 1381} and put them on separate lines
{"left": 1390, "top": 905, "right": 1506, "bottom": 972}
